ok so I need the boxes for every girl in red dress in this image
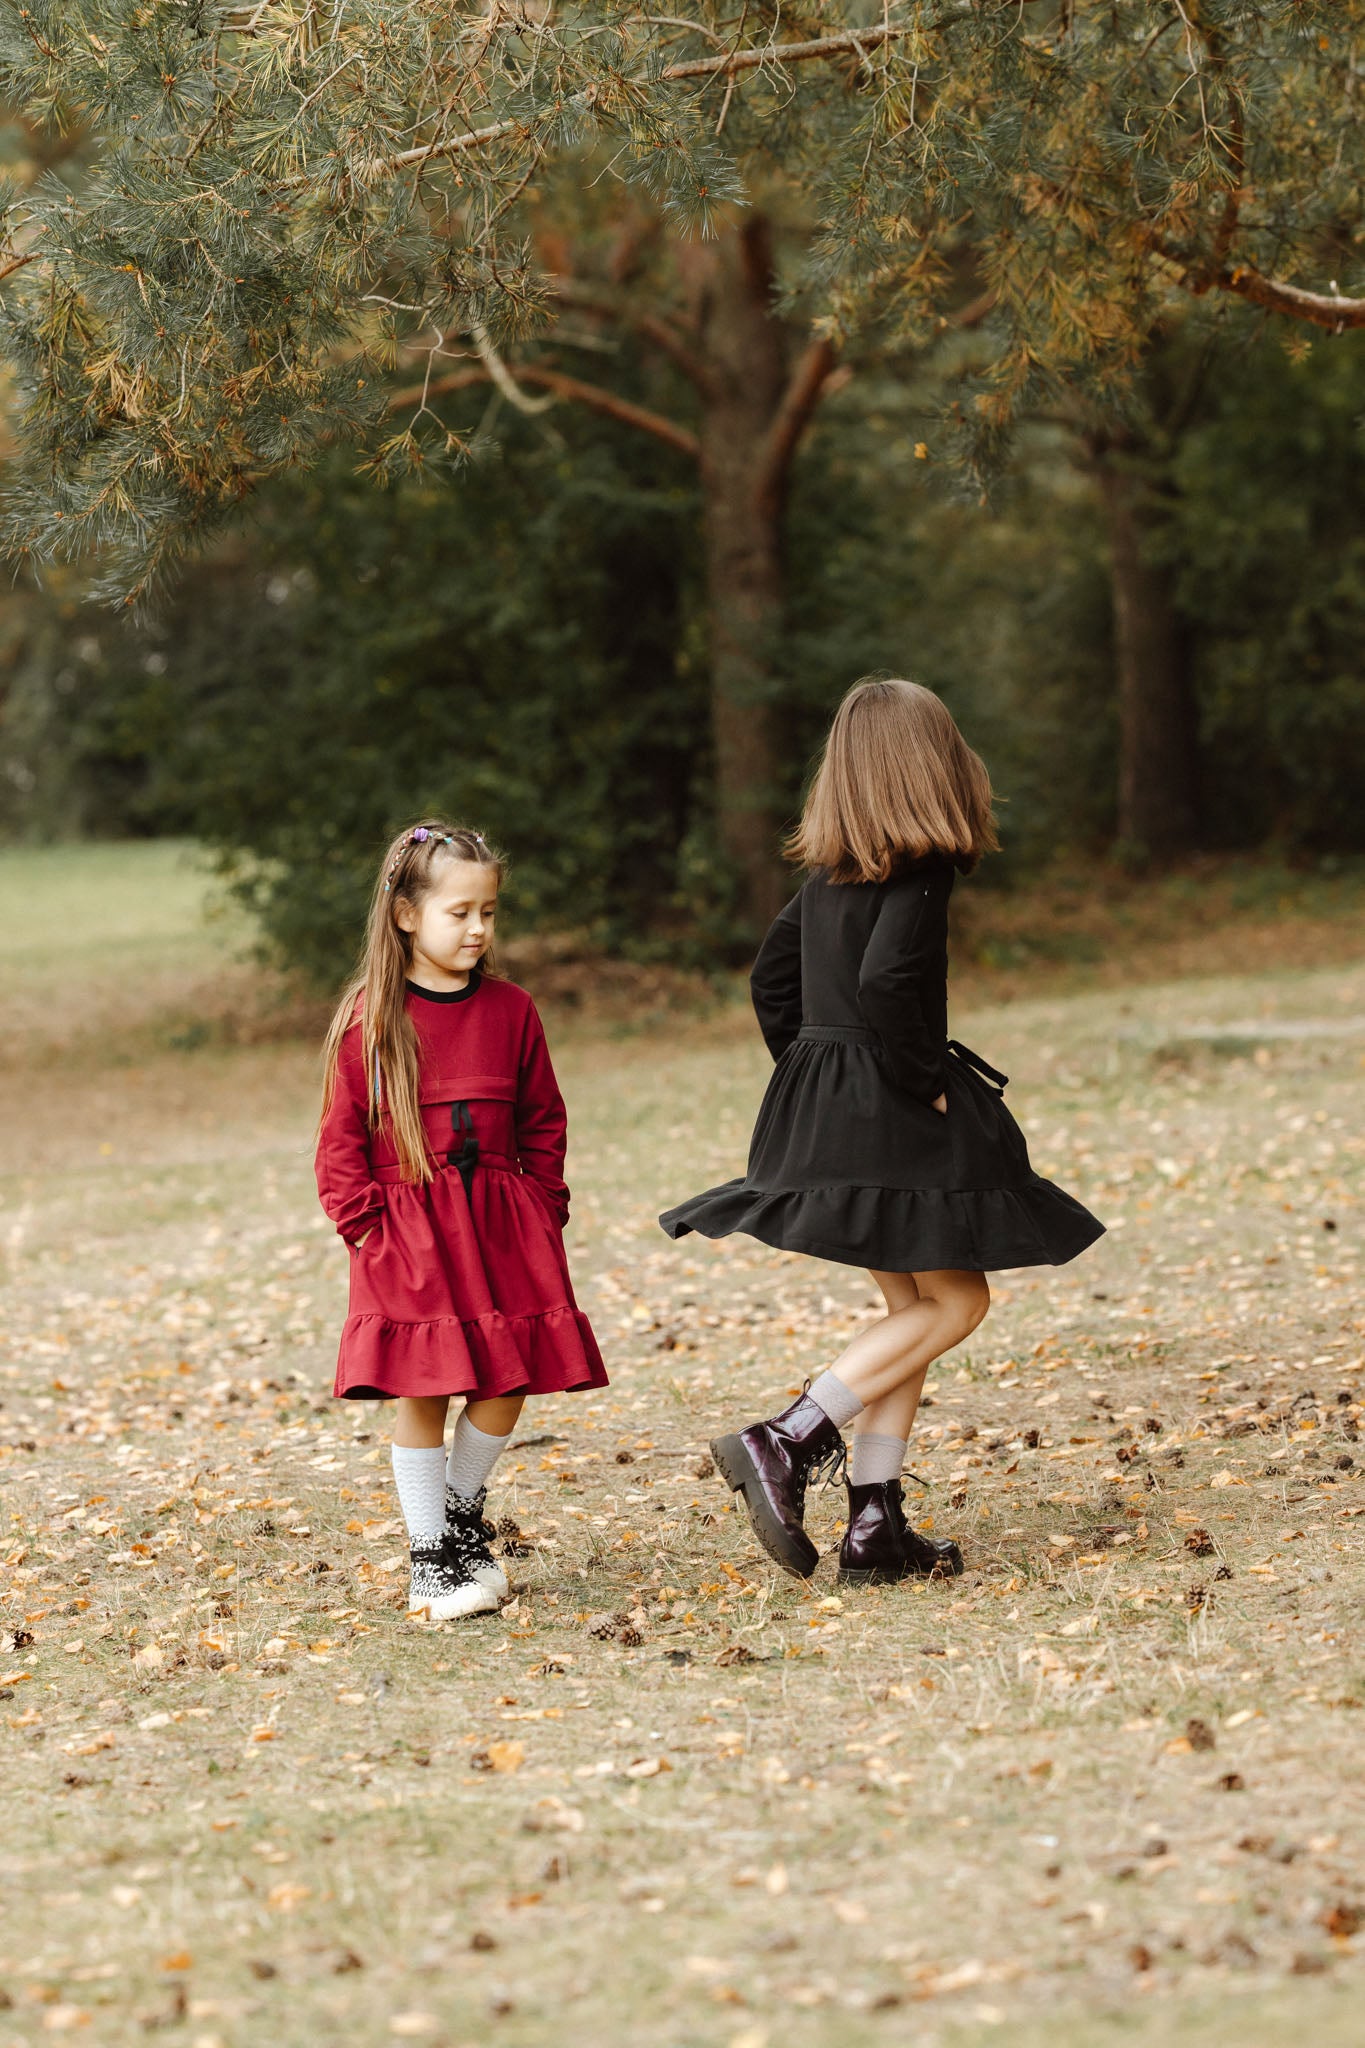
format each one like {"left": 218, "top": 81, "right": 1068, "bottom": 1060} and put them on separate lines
{"left": 316, "top": 822, "right": 606, "bottom": 1620}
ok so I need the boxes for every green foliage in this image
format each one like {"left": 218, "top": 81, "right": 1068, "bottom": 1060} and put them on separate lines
{"left": 1167, "top": 333, "right": 1365, "bottom": 849}
{"left": 8, "top": 314, "right": 1365, "bottom": 969}
{"left": 66, "top": 421, "right": 710, "bottom": 982}
{"left": 1, "top": 2, "right": 1363, "bottom": 598}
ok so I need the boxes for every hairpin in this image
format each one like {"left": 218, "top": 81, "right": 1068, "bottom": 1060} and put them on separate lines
{"left": 383, "top": 825, "right": 484, "bottom": 888}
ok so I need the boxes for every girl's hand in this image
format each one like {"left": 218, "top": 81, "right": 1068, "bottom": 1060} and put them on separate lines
{"left": 931, "top": 1092, "right": 948, "bottom": 1115}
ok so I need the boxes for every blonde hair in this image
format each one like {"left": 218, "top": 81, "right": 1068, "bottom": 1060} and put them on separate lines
{"left": 319, "top": 822, "right": 506, "bottom": 1183}
{"left": 787, "top": 676, "right": 998, "bottom": 882}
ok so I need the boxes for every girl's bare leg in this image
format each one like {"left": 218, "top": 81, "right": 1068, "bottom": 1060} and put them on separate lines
{"left": 833, "top": 1267, "right": 991, "bottom": 1425}
{"left": 393, "top": 1393, "right": 450, "bottom": 1449}
{"left": 466, "top": 1394, "right": 526, "bottom": 1436}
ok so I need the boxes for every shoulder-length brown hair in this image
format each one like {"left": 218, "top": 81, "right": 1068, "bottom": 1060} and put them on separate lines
{"left": 318, "top": 821, "right": 506, "bottom": 1184}
{"left": 786, "top": 676, "right": 998, "bottom": 883}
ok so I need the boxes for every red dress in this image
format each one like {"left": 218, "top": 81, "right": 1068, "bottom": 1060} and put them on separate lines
{"left": 315, "top": 972, "right": 607, "bottom": 1401}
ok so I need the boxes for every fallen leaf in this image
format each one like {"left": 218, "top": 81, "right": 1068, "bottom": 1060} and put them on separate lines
{"left": 523, "top": 1797, "right": 584, "bottom": 1834}
{"left": 475, "top": 1740, "right": 524, "bottom": 1774}
{"left": 266, "top": 1883, "right": 312, "bottom": 1912}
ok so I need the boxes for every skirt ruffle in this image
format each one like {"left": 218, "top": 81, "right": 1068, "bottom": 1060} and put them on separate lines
{"left": 335, "top": 1305, "right": 606, "bottom": 1402}
{"left": 335, "top": 1160, "right": 606, "bottom": 1400}
{"left": 659, "top": 1174, "right": 1104, "bottom": 1273}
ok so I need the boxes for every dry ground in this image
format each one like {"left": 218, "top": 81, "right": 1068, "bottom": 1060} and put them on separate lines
{"left": 2, "top": 845, "right": 1364, "bottom": 2048}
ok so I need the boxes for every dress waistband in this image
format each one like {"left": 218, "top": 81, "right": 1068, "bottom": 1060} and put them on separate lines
{"left": 797, "top": 1024, "right": 879, "bottom": 1046}
{"left": 375, "top": 1149, "right": 519, "bottom": 1185}
{"left": 795, "top": 1025, "right": 1008, "bottom": 1091}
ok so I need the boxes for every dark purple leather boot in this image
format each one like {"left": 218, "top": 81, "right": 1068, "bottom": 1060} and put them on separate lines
{"left": 711, "top": 1393, "right": 844, "bottom": 1577}
{"left": 837, "top": 1480, "right": 964, "bottom": 1583}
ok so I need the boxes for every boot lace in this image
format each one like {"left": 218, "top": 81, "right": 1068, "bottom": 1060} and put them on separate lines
{"left": 796, "top": 1435, "right": 848, "bottom": 1511}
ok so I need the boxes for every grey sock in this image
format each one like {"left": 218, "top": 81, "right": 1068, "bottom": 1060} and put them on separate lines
{"left": 850, "top": 1431, "right": 908, "bottom": 1486}
{"left": 806, "top": 1369, "right": 864, "bottom": 1429}
{"left": 445, "top": 1412, "right": 512, "bottom": 1500}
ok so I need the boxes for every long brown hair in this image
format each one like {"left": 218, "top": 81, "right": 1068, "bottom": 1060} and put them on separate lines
{"left": 787, "top": 676, "right": 998, "bottom": 882}
{"left": 319, "top": 822, "right": 506, "bottom": 1183}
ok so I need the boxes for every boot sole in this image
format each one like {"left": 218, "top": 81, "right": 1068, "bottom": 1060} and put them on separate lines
{"left": 836, "top": 1560, "right": 961, "bottom": 1585}
{"left": 710, "top": 1433, "right": 819, "bottom": 1579}
{"left": 409, "top": 1583, "right": 500, "bottom": 1620}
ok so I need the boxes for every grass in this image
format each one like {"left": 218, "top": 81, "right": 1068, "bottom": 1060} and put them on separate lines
{"left": 1, "top": 844, "right": 1363, "bottom": 2046}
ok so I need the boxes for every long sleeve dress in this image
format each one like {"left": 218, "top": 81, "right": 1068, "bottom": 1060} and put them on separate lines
{"left": 316, "top": 971, "right": 607, "bottom": 1400}
{"left": 659, "top": 861, "right": 1103, "bottom": 1272}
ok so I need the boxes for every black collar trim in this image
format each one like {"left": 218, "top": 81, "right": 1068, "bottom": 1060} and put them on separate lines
{"left": 406, "top": 970, "right": 482, "bottom": 1005}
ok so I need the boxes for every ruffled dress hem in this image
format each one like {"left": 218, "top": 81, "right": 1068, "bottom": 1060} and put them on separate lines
{"left": 659, "top": 1175, "right": 1104, "bottom": 1274}
{"left": 334, "top": 1304, "right": 607, "bottom": 1402}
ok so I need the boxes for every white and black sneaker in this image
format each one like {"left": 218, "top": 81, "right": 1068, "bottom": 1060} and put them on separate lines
{"left": 407, "top": 1536, "right": 499, "bottom": 1620}
{"left": 445, "top": 1485, "right": 509, "bottom": 1600}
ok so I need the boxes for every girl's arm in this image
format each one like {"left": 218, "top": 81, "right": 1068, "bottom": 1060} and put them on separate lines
{"left": 315, "top": 1026, "right": 385, "bottom": 1244}
{"left": 749, "top": 890, "right": 804, "bottom": 1060}
{"left": 516, "top": 1001, "right": 571, "bottom": 1224}
{"left": 856, "top": 871, "right": 950, "bottom": 1104}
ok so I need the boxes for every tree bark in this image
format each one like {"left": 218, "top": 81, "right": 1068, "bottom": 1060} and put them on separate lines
{"left": 682, "top": 217, "right": 792, "bottom": 935}
{"left": 1093, "top": 443, "right": 1199, "bottom": 860}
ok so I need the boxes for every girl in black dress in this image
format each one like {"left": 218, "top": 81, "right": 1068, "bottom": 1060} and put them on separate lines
{"left": 660, "top": 678, "right": 1104, "bottom": 1584}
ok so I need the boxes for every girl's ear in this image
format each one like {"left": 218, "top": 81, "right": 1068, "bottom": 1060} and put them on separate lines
{"left": 392, "top": 894, "right": 419, "bottom": 935}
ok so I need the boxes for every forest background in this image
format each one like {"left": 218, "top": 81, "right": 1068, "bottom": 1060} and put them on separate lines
{"left": 1, "top": 3, "right": 1364, "bottom": 974}
{"left": 2, "top": 12, "right": 1365, "bottom": 2044}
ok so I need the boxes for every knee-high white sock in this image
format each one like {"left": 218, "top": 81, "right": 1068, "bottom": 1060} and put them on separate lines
{"left": 446, "top": 1412, "right": 513, "bottom": 1501}
{"left": 391, "top": 1444, "right": 447, "bottom": 1548}
{"left": 806, "top": 1370, "right": 864, "bottom": 1429}
{"left": 850, "top": 1432, "right": 908, "bottom": 1486}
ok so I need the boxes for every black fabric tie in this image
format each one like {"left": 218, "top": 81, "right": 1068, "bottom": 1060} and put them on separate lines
{"left": 947, "top": 1040, "right": 1009, "bottom": 1092}
{"left": 447, "top": 1100, "right": 480, "bottom": 1195}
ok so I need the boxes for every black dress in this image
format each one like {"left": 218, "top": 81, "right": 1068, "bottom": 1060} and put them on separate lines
{"left": 659, "top": 860, "right": 1104, "bottom": 1272}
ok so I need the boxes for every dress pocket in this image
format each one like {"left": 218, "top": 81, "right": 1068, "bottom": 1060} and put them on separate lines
{"left": 521, "top": 1177, "right": 564, "bottom": 1231}
{"left": 946, "top": 1057, "right": 1030, "bottom": 1186}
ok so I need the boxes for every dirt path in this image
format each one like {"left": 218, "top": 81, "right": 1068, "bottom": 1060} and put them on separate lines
{"left": 2, "top": 957, "right": 1363, "bottom": 2046}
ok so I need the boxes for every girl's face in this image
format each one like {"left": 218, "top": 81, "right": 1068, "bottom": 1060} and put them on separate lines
{"left": 395, "top": 858, "right": 498, "bottom": 988}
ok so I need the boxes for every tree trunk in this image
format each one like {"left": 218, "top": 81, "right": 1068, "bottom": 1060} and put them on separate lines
{"left": 683, "top": 217, "right": 791, "bottom": 935}
{"left": 1093, "top": 445, "right": 1199, "bottom": 860}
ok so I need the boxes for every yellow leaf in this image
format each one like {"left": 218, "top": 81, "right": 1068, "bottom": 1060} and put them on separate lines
{"left": 266, "top": 1883, "right": 311, "bottom": 1912}
{"left": 483, "top": 1740, "right": 524, "bottom": 1774}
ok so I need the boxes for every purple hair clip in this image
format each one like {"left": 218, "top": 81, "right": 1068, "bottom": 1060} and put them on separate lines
{"left": 383, "top": 823, "right": 478, "bottom": 891}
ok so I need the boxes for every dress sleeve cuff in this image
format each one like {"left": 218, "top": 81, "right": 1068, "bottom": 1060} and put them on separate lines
{"left": 332, "top": 1187, "right": 385, "bottom": 1244}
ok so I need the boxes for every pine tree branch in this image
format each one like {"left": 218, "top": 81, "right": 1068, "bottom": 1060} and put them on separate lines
{"left": 379, "top": 24, "right": 913, "bottom": 175}
{"left": 387, "top": 364, "right": 701, "bottom": 459}
{"left": 0, "top": 250, "right": 39, "bottom": 284}
{"left": 1214, "top": 264, "right": 1365, "bottom": 331}
{"left": 549, "top": 277, "right": 714, "bottom": 393}
{"left": 1151, "top": 232, "right": 1365, "bottom": 331}
{"left": 754, "top": 336, "right": 842, "bottom": 517}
